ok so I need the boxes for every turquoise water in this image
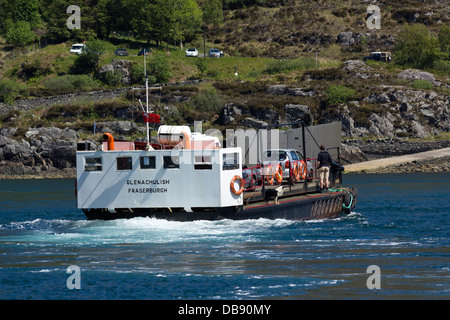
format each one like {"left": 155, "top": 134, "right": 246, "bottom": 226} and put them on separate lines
{"left": 0, "top": 173, "right": 449, "bottom": 299}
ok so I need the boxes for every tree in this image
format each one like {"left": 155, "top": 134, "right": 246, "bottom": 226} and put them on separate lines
{"left": 103, "top": 0, "right": 133, "bottom": 38}
{"left": 11, "top": 0, "right": 41, "bottom": 28}
{"left": 41, "top": 0, "right": 108, "bottom": 42}
{"left": 171, "top": 0, "right": 203, "bottom": 45}
{"left": 202, "top": 0, "right": 223, "bottom": 26}
{"left": 130, "top": 0, "right": 163, "bottom": 44}
{"left": 131, "top": 0, "right": 202, "bottom": 47}
{"left": 5, "top": 20, "right": 35, "bottom": 47}
{"left": 41, "top": 0, "right": 77, "bottom": 43}
{"left": 0, "top": 0, "right": 41, "bottom": 31}
{"left": 0, "top": 0, "right": 40, "bottom": 46}
{"left": 394, "top": 24, "right": 442, "bottom": 69}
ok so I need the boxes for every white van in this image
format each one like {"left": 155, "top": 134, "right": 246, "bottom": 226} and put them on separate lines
{"left": 70, "top": 44, "right": 86, "bottom": 55}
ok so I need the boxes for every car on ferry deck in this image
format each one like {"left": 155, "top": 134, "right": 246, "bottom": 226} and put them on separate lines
{"left": 262, "top": 149, "right": 314, "bottom": 182}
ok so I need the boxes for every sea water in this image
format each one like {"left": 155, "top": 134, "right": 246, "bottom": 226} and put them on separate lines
{"left": 0, "top": 173, "right": 449, "bottom": 300}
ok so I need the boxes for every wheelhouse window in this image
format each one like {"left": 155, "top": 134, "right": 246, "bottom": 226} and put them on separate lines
{"left": 85, "top": 157, "right": 102, "bottom": 171}
{"left": 140, "top": 156, "right": 156, "bottom": 169}
{"left": 164, "top": 156, "right": 179, "bottom": 169}
{"left": 223, "top": 153, "right": 239, "bottom": 170}
{"left": 194, "top": 155, "right": 212, "bottom": 170}
{"left": 117, "top": 157, "right": 132, "bottom": 170}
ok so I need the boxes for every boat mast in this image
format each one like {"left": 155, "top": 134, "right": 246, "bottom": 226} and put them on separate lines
{"left": 144, "top": 52, "right": 150, "bottom": 150}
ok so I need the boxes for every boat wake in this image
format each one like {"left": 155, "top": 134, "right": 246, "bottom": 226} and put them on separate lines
{"left": 0, "top": 215, "right": 362, "bottom": 246}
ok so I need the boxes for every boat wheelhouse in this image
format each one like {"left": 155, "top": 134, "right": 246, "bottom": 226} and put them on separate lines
{"left": 77, "top": 126, "right": 247, "bottom": 220}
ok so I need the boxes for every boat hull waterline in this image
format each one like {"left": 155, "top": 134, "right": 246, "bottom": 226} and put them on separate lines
{"left": 82, "top": 188, "right": 357, "bottom": 221}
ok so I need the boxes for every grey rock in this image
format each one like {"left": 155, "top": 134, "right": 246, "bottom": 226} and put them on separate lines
{"left": 266, "top": 85, "right": 288, "bottom": 95}
{"left": 96, "top": 59, "right": 133, "bottom": 85}
{"left": 284, "top": 104, "right": 312, "bottom": 124}
{"left": 288, "top": 88, "right": 315, "bottom": 97}
{"left": 337, "top": 32, "right": 355, "bottom": 46}
{"left": 239, "top": 117, "right": 268, "bottom": 128}
{"left": 398, "top": 69, "right": 441, "bottom": 86}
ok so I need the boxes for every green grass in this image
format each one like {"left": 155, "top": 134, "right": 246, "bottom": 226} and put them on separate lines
{"left": 0, "top": 35, "right": 340, "bottom": 88}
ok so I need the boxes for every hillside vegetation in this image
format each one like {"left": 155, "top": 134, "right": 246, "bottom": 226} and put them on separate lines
{"left": 0, "top": 0, "right": 449, "bottom": 143}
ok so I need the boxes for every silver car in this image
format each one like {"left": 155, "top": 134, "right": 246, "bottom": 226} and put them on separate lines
{"left": 262, "top": 149, "right": 314, "bottom": 182}
{"left": 208, "top": 48, "right": 223, "bottom": 58}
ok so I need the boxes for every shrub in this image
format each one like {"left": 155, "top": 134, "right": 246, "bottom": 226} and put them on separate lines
{"left": 0, "top": 79, "right": 29, "bottom": 105}
{"left": 147, "top": 52, "right": 172, "bottom": 84}
{"left": 103, "top": 70, "right": 124, "bottom": 86}
{"left": 325, "top": 85, "right": 355, "bottom": 105}
{"left": 44, "top": 105, "right": 85, "bottom": 120}
{"left": 394, "top": 24, "right": 442, "bottom": 69}
{"left": 195, "top": 58, "right": 207, "bottom": 75}
{"left": 438, "top": 25, "right": 450, "bottom": 59}
{"left": 71, "top": 40, "right": 106, "bottom": 74}
{"left": 433, "top": 59, "right": 450, "bottom": 73}
{"left": 19, "top": 59, "right": 52, "bottom": 80}
{"left": 191, "top": 88, "right": 224, "bottom": 112}
{"left": 302, "top": 68, "right": 343, "bottom": 81}
{"left": 412, "top": 79, "right": 434, "bottom": 90}
{"left": 264, "top": 57, "right": 316, "bottom": 75}
{"left": 130, "top": 63, "right": 145, "bottom": 85}
{"left": 43, "top": 75, "right": 99, "bottom": 94}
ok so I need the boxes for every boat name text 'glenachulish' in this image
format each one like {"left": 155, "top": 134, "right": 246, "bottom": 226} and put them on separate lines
{"left": 126, "top": 179, "right": 170, "bottom": 185}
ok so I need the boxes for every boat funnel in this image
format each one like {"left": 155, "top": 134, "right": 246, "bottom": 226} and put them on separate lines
{"left": 103, "top": 133, "right": 115, "bottom": 151}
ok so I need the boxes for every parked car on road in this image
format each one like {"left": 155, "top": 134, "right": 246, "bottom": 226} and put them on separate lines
{"left": 69, "top": 44, "right": 86, "bottom": 55}
{"left": 114, "top": 48, "right": 129, "bottom": 56}
{"left": 262, "top": 149, "right": 314, "bottom": 182}
{"left": 208, "top": 48, "right": 223, "bottom": 58}
{"left": 185, "top": 48, "right": 198, "bottom": 57}
{"left": 138, "top": 48, "right": 151, "bottom": 56}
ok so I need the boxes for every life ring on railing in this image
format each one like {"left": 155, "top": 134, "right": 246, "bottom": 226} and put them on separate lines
{"left": 275, "top": 164, "right": 283, "bottom": 184}
{"left": 266, "top": 165, "right": 275, "bottom": 185}
{"left": 292, "top": 163, "right": 300, "bottom": 182}
{"left": 299, "top": 160, "right": 307, "bottom": 180}
{"left": 230, "top": 175, "right": 244, "bottom": 195}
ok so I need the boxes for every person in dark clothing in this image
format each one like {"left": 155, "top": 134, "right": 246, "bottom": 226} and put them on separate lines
{"left": 317, "top": 145, "right": 332, "bottom": 192}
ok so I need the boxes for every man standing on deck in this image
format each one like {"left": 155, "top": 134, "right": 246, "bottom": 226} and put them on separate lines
{"left": 317, "top": 145, "right": 332, "bottom": 192}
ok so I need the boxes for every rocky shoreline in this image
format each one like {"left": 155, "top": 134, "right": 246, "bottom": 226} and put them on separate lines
{"left": 0, "top": 125, "right": 448, "bottom": 179}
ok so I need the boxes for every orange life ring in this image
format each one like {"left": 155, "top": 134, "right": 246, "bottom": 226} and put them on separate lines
{"left": 299, "top": 160, "right": 307, "bottom": 180}
{"left": 265, "top": 165, "right": 275, "bottom": 185}
{"left": 230, "top": 175, "right": 244, "bottom": 195}
{"left": 291, "top": 162, "right": 299, "bottom": 182}
{"left": 275, "top": 164, "right": 283, "bottom": 184}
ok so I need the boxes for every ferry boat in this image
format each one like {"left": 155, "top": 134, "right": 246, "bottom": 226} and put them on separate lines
{"left": 75, "top": 123, "right": 357, "bottom": 221}
{"left": 75, "top": 54, "right": 356, "bottom": 221}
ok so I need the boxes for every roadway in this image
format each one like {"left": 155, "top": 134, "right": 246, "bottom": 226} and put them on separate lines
{"left": 344, "top": 147, "right": 450, "bottom": 173}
